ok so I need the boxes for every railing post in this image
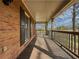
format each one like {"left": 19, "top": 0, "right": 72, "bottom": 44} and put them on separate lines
{"left": 45, "top": 22, "right": 48, "bottom": 35}
{"left": 72, "top": 3, "right": 76, "bottom": 53}
{"left": 52, "top": 30, "right": 54, "bottom": 40}
{"left": 51, "top": 19, "right": 54, "bottom": 40}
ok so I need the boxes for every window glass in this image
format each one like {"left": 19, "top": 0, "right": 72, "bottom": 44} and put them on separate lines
{"left": 20, "top": 7, "right": 28, "bottom": 45}
{"left": 31, "top": 22, "right": 34, "bottom": 36}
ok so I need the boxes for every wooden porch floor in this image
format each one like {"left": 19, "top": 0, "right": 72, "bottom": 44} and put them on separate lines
{"left": 29, "top": 36, "right": 73, "bottom": 59}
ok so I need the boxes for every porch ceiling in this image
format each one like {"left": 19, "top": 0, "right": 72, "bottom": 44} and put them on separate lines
{"left": 23, "top": 0, "right": 76, "bottom": 22}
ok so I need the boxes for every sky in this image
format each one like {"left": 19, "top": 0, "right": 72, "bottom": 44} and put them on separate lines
{"left": 52, "top": 5, "right": 79, "bottom": 29}
{"left": 36, "top": 4, "right": 79, "bottom": 30}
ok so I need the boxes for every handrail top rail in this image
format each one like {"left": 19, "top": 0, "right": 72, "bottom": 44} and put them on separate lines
{"left": 52, "top": 30, "right": 79, "bottom": 35}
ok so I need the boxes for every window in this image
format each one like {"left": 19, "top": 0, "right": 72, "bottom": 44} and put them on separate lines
{"left": 20, "top": 7, "right": 28, "bottom": 45}
{"left": 31, "top": 22, "right": 34, "bottom": 36}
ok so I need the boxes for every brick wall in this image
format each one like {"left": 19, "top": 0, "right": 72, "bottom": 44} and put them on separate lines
{"left": 0, "top": 0, "right": 20, "bottom": 59}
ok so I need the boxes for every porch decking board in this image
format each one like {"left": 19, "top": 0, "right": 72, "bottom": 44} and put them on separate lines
{"left": 30, "top": 36, "right": 73, "bottom": 59}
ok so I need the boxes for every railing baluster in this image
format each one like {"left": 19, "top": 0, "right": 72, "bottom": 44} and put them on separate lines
{"left": 78, "top": 35, "right": 79, "bottom": 55}
{"left": 52, "top": 30, "right": 79, "bottom": 57}
{"left": 54, "top": 32, "right": 55, "bottom": 40}
{"left": 52, "top": 32, "right": 54, "bottom": 40}
{"left": 69, "top": 34, "right": 71, "bottom": 49}
{"left": 74, "top": 34, "right": 76, "bottom": 53}
{"left": 71, "top": 34, "right": 73, "bottom": 51}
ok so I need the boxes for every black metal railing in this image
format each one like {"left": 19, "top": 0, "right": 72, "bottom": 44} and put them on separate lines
{"left": 52, "top": 30, "right": 79, "bottom": 58}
